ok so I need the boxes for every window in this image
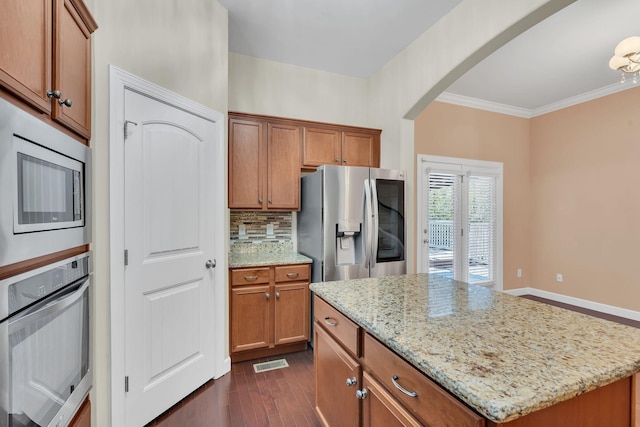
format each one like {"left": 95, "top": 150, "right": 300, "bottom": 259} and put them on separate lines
{"left": 417, "top": 155, "right": 503, "bottom": 290}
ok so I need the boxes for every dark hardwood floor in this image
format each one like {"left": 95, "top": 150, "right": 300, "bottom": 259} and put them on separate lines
{"left": 146, "top": 349, "right": 322, "bottom": 427}
{"left": 146, "top": 295, "right": 638, "bottom": 427}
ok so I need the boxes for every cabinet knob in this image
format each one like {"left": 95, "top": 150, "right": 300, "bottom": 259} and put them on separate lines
{"left": 346, "top": 377, "right": 357, "bottom": 387}
{"left": 343, "top": 159, "right": 347, "bottom": 163}
{"left": 268, "top": 198, "right": 272, "bottom": 204}
{"left": 58, "top": 98, "right": 73, "bottom": 107}
{"left": 355, "top": 389, "right": 368, "bottom": 400}
{"left": 265, "top": 292, "right": 270, "bottom": 299}
{"left": 275, "top": 291, "right": 280, "bottom": 299}
{"left": 258, "top": 198, "right": 263, "bottom": 204}
{"left": 47, "top": 89, "right": 61, "bottom": 99}
{"left": 334, "top": 158, "right": 339, "bottom": 163}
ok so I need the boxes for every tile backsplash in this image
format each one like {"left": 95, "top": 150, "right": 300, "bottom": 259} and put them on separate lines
{"left": 230, "top": 211, "right": 293, "bottom": 253}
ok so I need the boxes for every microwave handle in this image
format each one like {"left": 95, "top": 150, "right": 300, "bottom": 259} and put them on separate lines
{"left": 9, "top": 278, "right": 90, "bottom": 331}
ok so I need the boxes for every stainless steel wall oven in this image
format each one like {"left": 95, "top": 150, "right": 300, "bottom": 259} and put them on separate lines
{"left": 0, "top": 98, "right": 91, "bottom": 268}
{"left": 0, "top": 252, "right": 92, "bottom": 427}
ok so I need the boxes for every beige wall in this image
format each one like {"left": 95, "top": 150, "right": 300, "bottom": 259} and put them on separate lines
{"left": 530, "top": 87, "right": 640, "bottom": 311}
{"left": 414, "top": 102, "right": 531, "bottom": 290}
{"left": 86, "top": 0, "right": 228, "bottom": 425}
{"left": 229, "top": 53, "right": 370, "bottom": 127}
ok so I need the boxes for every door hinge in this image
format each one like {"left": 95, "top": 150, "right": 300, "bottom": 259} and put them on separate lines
{"left": 124, "top": 120, "right": 138, "bottom": 140}
{"left": 125, "top": 376, "right": 129, "bottom": 393}
{"left": 124, "top": 249, "right": 129, "bottom": 266}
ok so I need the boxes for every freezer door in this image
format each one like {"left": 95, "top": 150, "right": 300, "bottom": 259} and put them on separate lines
{"left": 370, "top": 168, "right": 406, "bottom": 277}
{"left": 322, "top": 166, "right": 371, "bottom": 281}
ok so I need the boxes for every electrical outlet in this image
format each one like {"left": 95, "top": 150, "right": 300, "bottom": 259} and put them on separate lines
{"left": 556, "top": 273, "right": 563, "bottom": 282}
{"left": 266, "top": 224, "right": 274, "bottom": 236}
{"left": 238, "top": 224, "right": 246, "bottom": 235}
{"left": 517, "top": 268, "right": 522, "bottom": 278}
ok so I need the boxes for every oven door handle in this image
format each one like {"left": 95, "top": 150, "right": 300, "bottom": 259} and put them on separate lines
{"left": 9, "top": 278, "right": 90, "bottom": 331}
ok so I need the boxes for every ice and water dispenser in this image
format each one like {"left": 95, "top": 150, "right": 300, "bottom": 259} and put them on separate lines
{"left": 335, "top": 219, "right": 363, "bottom": 265}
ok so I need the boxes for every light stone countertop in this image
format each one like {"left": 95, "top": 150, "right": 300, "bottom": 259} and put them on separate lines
{"left": 310, "top": 273, "right": 640, "bottom": 423}
{"left": 228, "top": 251, "right": 312, "bottom": 268}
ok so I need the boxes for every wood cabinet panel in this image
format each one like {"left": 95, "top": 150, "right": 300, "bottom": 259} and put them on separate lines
{"left": 303, "top": 127, "right": 341, "bottom": 167}
{"left": 364, "top": 332, "right": 484, "bottom": 427}
{"left": 267, "top": 123, "right": 301, "bottom": 210}
{"left": 342, "top": 130, "right": 379, "bottom": 167}
{"left": 53, "top": 0, "right": 92, "bottom": 138}
{"left": 274, "top": 264, "right": 310, "bottom": 283}
{"left": 361, "top": 371, "right": 422, "bottom": 427}
{"left": 228, "top": 118, "right": 264, "bottom": 209}
{"left": 230, "top": 284, "right": 271, "bottom": 353}
{"left": 314, "top": 295, "right": 360, "bottom": 356}
{"left": 315, "top": 324, "right": 361, "bottom": 427}
{"left": 0, "top": 0, "right": 52, "bottom": 113}
{"left": 69, "top": 397, "right": 91, "bottom": 427}
{"left": 274, "top": 282, "right": 310, "bottom": 345}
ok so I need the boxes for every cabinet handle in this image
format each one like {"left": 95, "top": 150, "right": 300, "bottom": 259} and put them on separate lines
{"left": 58, "top": 98, "right": 73, "bottom": 107}
{"left": 265, "top": 292, "right": 270, "bottom": 299}
{"left": 47, "top": 89, "right": 61, "bottom": 99}
{"left": 258, "top": 198, "right": 263, "bottom": 204}
{"left": 244, "top": 275, "right": 258, "bottom": 281}
{"left": 275, "top": 291, "right": 280, "bottom": 299}
{"left": 391, "top": 375, "right": 418, "bottom": 397}
{"left": 286, "top": 272, "right": 299, "bottom": 278}
{"left": 268, "top": 198, "right": 272, "bottom": 204}
{"left": 355, "top": 389, "right": 368, "bottom": 400}
{"left": 324, "top": 317, "right": 338, "bottom": 327}
{"left": 346, "top": 377, "right": 357, "bottom": 387}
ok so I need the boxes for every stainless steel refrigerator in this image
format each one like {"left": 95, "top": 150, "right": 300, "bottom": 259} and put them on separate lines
{"left": 298, "top": 165, "right": 406, "bottom": 283}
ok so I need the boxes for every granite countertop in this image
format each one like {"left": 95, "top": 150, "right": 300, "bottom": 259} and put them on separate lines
{"left": 310, "top": 274, "right": 640, "bottom": 423}
{"left": 228, "top": 251, "right": 312, "bottom": 268}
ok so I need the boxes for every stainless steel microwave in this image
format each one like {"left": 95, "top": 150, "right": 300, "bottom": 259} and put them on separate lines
{"left": 0, "top": 98, "right": 91, "bottom": 267}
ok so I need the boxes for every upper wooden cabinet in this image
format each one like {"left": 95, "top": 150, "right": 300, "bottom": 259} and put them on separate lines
{"left": 0, "top": 0, "right": 97, "bottom": 139}
{"left": 303, "top": 126, "right": 381, "bottom": 169}
{"left": 228, "top": 114, "right": 301, "bottom": 210}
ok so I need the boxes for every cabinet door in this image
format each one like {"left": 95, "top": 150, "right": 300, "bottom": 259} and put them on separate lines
{"left": 342, "top": 131, "right": 380, "bottom": 167}
{"left": 69, "top": 397, "right": 91, "bottom": 427}
{"left": 267, "top": 123, "right": 301, "bottom": 210}
{"left": 274, "top": 282, "right": 309, "bottom": 345}
{"left": 229, "top": 118, "right": 265, "bottom": 209}
{"left": 315, "top": 324, "right": 361, "bottom": 427}
{"left": 0, "top": 0, "right": 52, "bottom": 113}
{"left": 303, "top": 127, "right": 341, "bottom": 168}
{"left": 361, "top": 372, "right": 422, "bottom": 427}
{"left": 230, "top": 285, "right": 271, "bottom": 353}
{"left": 53, "top": 0, "right": 92, "bottom": 138}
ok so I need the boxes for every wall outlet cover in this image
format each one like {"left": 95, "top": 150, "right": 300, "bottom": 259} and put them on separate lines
{"left": 266, "top": 224, "right": 274, "bottom": 236}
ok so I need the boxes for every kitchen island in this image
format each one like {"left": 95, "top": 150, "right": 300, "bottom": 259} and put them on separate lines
{"left": 310, "top": 274, "right": 640, "bottom": 426}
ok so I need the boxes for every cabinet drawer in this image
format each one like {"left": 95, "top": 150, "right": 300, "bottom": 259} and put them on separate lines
{"left": 230, "top": 267, "right": 270, "bottom": 286}
{"left": 314, "top": 295, "right": 360, "bottom": 356}
{"left": 364, "top": 333, "right": 484, "bottom": 427}
{"left": 274, "top": 264, "right": 309, "bottom": 283}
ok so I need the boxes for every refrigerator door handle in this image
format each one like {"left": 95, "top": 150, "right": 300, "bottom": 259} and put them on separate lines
{"left": 364, "top": 179, "right": 373, "bottom": 268}
{"left": 370, "top": 178, "right": 379, "bottom": 270}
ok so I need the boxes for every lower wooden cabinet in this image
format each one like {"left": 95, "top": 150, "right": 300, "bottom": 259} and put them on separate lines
{"left": 69, "top": 397, "right": 91, "bottom": 427}
{"left": 361, "top": 371, "right": 422, "bottom": 427}
{"left": 230, "top": 264, "right": 310, "bottom": 362}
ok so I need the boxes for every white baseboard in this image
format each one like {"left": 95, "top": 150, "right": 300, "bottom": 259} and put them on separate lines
{"left": 504, "top": 287, "right": 640, "bottom": 322}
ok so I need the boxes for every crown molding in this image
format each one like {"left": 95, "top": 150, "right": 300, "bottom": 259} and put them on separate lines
{"left": 437, "top": 82, "right": 637, "bottom": 118}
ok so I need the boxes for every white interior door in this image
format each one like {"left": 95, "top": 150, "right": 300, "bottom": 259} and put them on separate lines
{"left": 123, "top": 89, "right": 217, "bottom": 426}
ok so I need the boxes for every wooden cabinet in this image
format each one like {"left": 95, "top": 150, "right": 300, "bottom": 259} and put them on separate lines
{"left": 314, "top": 295, "right": 484, "bottom": 427}
{"left": 361, "top": 371, "right": 422, "bottom": 427}
{"left": 69, "top": 397, "right": 91, "bottom": 427}
{"left": 315, "top": 323, "right": 361, "bottom": 427}
{"left": 303, "top": 126, "right": 380, "bottom": 169}
{"left": 0, "top": 0, "right": 97, "bottom": 139}
{"left": 228, "top": 115, "right": 301, "bottom": 210}
{"left": 230, "top": 264, "right": 310, "bottom": 362}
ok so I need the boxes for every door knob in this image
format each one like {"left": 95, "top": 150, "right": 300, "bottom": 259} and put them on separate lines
{"left": 205, "top": 259, "right": 216, "bottom": 269}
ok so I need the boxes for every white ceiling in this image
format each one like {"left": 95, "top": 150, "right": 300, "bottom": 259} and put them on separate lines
{"left": 220, "top": 0, "right": 640, "bottom": 115}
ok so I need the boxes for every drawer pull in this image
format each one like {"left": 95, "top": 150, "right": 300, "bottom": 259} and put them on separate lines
{"left": 391, "top": 375, "right": 418, "bottom": 397}
{"left": 265, "top": 292, "right": 271, "bottom": 299}
{"left": 286, "top": 272, "right": 299, "bottom": 278}
{"left": 356, "top": 389, "right": 368, "bottom": 400}
{"left": 244, "top": 275, "right": 258, "bottom": 281}
{"left": 346, "top": 377, "right": 357, "bottom": 387}
{"left": 324, "top": 317, "right": 338, "bottom": 327}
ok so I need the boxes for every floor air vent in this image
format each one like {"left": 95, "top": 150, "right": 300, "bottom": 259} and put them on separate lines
{"left": 253, "top": 359, "right": 289, "bottom": 373}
